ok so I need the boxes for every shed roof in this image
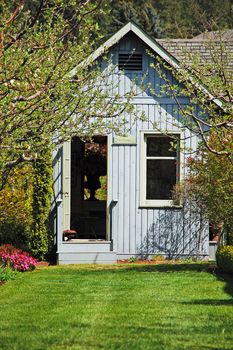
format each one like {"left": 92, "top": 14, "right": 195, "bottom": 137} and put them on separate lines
{"left": 70, "top": 22, "right": 228, "bottom": 108}
{"left": 69, "top": 22, "right": 180, "bottom": 77}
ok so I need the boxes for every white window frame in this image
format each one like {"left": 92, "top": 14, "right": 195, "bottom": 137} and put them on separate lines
{"left": 140, "top": 131, "right": 184, "bottom": 208}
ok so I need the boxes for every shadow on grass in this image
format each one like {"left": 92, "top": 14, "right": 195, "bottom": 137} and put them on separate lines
{"left": 182, "top": 299, "right": 233, "bottom": 306}
{"left": 114, "top": 263, "right": 233, "bottom": 301}
{"left": 116, "top": 263, "right": 214, "bottom": 273}
{"left": 46, "top": 262, "right": 233, "bottom": 301}
{"left": 215, "top": 269, "right": 233, "bottom": 301}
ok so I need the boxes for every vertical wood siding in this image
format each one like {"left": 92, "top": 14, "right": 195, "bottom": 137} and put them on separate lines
{"left": 55, "top": 31, "right": 209, "bottom": 259}
{"left": 108, "top": 33, "right": 208, "bottom": 258}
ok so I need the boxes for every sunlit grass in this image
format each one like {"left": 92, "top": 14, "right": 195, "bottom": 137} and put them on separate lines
{"left": 0, "top": 263, "right": 232, "bottom": 350}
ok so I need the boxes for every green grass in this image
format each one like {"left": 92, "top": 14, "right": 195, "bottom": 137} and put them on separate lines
{"left": 0, "top": 266, "right": 17, "bottom": 282}
{"left": 0, "top": 263, "right": 233, "bottom": 350}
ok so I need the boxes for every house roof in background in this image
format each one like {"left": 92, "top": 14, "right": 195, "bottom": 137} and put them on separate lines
{"left": 192, "top": 29, "right": 233, "bottom": 41}
{"left": 157, "top": 30, "right": 233, "bottom": 69}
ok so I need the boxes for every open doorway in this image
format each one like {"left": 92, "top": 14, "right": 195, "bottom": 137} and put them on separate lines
{"left": 70, "top": 136, "right": 107, "bottom": 240}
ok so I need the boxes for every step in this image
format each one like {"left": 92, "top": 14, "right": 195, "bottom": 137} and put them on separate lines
{"left": 59, "top": 240, "right": 112, "bottom": 253}
{"left": 57, "top": 251, "right": 117, "bottom": 264}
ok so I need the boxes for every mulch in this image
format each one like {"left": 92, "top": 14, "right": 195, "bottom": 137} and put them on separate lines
{"left": 117, "top": 259, "right": 198, "bottom": 265}
{"left": 36, "top": 261, "right": 50, "bottom": 267}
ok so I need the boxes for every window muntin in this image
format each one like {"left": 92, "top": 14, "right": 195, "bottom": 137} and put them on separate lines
{"left": 141, "top": 133, "right": 180, "bottom": 206}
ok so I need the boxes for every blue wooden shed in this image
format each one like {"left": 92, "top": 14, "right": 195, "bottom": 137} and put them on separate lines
{"left": 52, "top": 22, "right": 210, "bottom": 264}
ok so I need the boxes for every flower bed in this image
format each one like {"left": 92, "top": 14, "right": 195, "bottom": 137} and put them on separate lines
{"left": 0, "top": 244, "right": 37, "bottom": 272}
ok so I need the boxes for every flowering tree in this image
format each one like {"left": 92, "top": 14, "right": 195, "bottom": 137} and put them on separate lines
{"left": 155, "top": 35, "right": 233, "bottom": 163}
{"left": 174, "top": 141, "right": 233, "bottom": 244}
{"left": 0, "top": 0, "right": 133, "bottom": 189}
{"left": 157, "top": 33, "right": 233, "bottom": 243}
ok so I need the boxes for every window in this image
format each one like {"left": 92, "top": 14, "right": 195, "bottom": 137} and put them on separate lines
{"left": 140, "top": 133, "right": 181, "bottom": 207}
{"left": 118, "top": 53, "right": 143, "bottom": 71}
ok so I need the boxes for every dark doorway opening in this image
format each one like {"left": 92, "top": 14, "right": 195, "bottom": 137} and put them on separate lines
{"left": 71, "top": 136, "right": 107, "bottom": 240}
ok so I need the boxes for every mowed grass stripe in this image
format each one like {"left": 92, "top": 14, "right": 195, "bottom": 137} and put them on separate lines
{"left": 0, "top": 263, "right": 232, "bottom": 350}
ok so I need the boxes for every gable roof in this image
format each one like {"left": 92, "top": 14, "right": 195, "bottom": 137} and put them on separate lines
{"left": 69, "top": 21, "right": 180, "bottom": 77}
{"left": 69, "top": 21, "right": 223, "bottom": 109}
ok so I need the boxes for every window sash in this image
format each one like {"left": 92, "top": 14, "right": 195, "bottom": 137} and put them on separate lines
{"left": 140, "top": 132, "right": 182, "bottom": 207}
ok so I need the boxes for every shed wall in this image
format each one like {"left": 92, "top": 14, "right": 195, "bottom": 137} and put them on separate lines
{"left": 109, "top": 104, "right": 208, "bottom": 258}
{"left": 54, "top": 31, "right": 209, "bottom": 261}
{"left": 108, "top": 34, "right": 208, "bottom": 258}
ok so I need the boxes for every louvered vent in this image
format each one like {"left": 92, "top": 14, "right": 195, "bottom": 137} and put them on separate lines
{"left": 118, "top": 53, "right": 143, "bottom": 71}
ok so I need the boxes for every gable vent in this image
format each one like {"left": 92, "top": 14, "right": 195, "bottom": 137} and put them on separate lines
{"left": 118, "top": 53, "right": 143, "bottom": 71}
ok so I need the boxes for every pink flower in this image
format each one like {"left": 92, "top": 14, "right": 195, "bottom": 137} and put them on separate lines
{"left": 0, "top": 244, "right": 37, "bottom": 272}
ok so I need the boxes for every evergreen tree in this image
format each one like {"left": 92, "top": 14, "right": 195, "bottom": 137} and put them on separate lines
{"left": 154, "top": 0, "right": 233, "bottom": 38}
{"left": 103, "top": 0, "right": 233, "bottom": 39}
{"left": 109, "top": 0, "right": 164, "bottom": 38}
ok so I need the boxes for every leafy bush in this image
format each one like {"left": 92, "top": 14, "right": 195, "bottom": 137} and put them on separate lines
{"left": 0, "top": 244, "right": 37, "bottom": 272}
{"left": 173, "top": 140, "right": 233, "bottom": 244}
{"left": 0, "top": 266, "right": 17, "bottom": 282}
{"left": 0, "top": 166, "right": 33, "bottom": 249}
{"left": 216, "top": 245, "right": 233, "bottom": 274}
{"left": 0, "top": 219, "right": 30, "bottom": 250}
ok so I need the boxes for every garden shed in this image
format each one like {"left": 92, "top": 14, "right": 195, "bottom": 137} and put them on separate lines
{"left": 52, "top": 22, "right": 210, "bottom": 264}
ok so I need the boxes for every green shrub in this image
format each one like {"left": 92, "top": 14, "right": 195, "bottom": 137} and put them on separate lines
{"left": 0, "top": 266, "right": 17, "bottom": 282}
{"left": 0, "top": 165, "right": 33, "bottom": 250}
{"left": 29, "top": 148, "right": 53, "bottom": 260}
{"left": 216, "top": 245, "right": 233, "bottom": 274}
{"left": 0, "top": 219, "right": 30, "bottom": 250}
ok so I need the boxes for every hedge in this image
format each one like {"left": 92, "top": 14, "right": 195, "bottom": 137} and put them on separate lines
{"left": 216, "top": 245, "right": 233, "bottom": 274}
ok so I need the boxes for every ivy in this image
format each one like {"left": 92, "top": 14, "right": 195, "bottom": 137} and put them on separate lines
{"left": 29, "top": 148, "right": 53, "bottom": 260}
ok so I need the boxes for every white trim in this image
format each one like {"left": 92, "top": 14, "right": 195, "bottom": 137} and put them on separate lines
{"left": 106, "top": 134, "right": 111, "bottom": 241}
{"left": 68, "top": 22, "right": 132, "bottom": 77}
{"left": 69, "top": 22, "right": 180, "bottom": 77}
{"left": 140, "top": 130, "right": 184, "bottom": 208}
{"left": 69, "top": 21, "right": 222, "bottom": 109}
{"left": 62, "top": 140, "right": 71, "bottom": 230}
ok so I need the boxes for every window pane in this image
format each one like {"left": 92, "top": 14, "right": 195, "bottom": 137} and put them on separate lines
{"left": 146, "top": 160, "right": 177, "bottom": 199}
{"left": 147, "top": 136, "right": 177, "bottom": 157}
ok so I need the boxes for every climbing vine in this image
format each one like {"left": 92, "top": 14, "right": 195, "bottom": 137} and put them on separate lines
{"left": 29, "top": 148, "right": 53, "bottom": 260}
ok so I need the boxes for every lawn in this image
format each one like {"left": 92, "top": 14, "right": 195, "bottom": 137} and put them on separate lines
{"left": 0, "top": 263, "right": 233, "bottom": 350}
